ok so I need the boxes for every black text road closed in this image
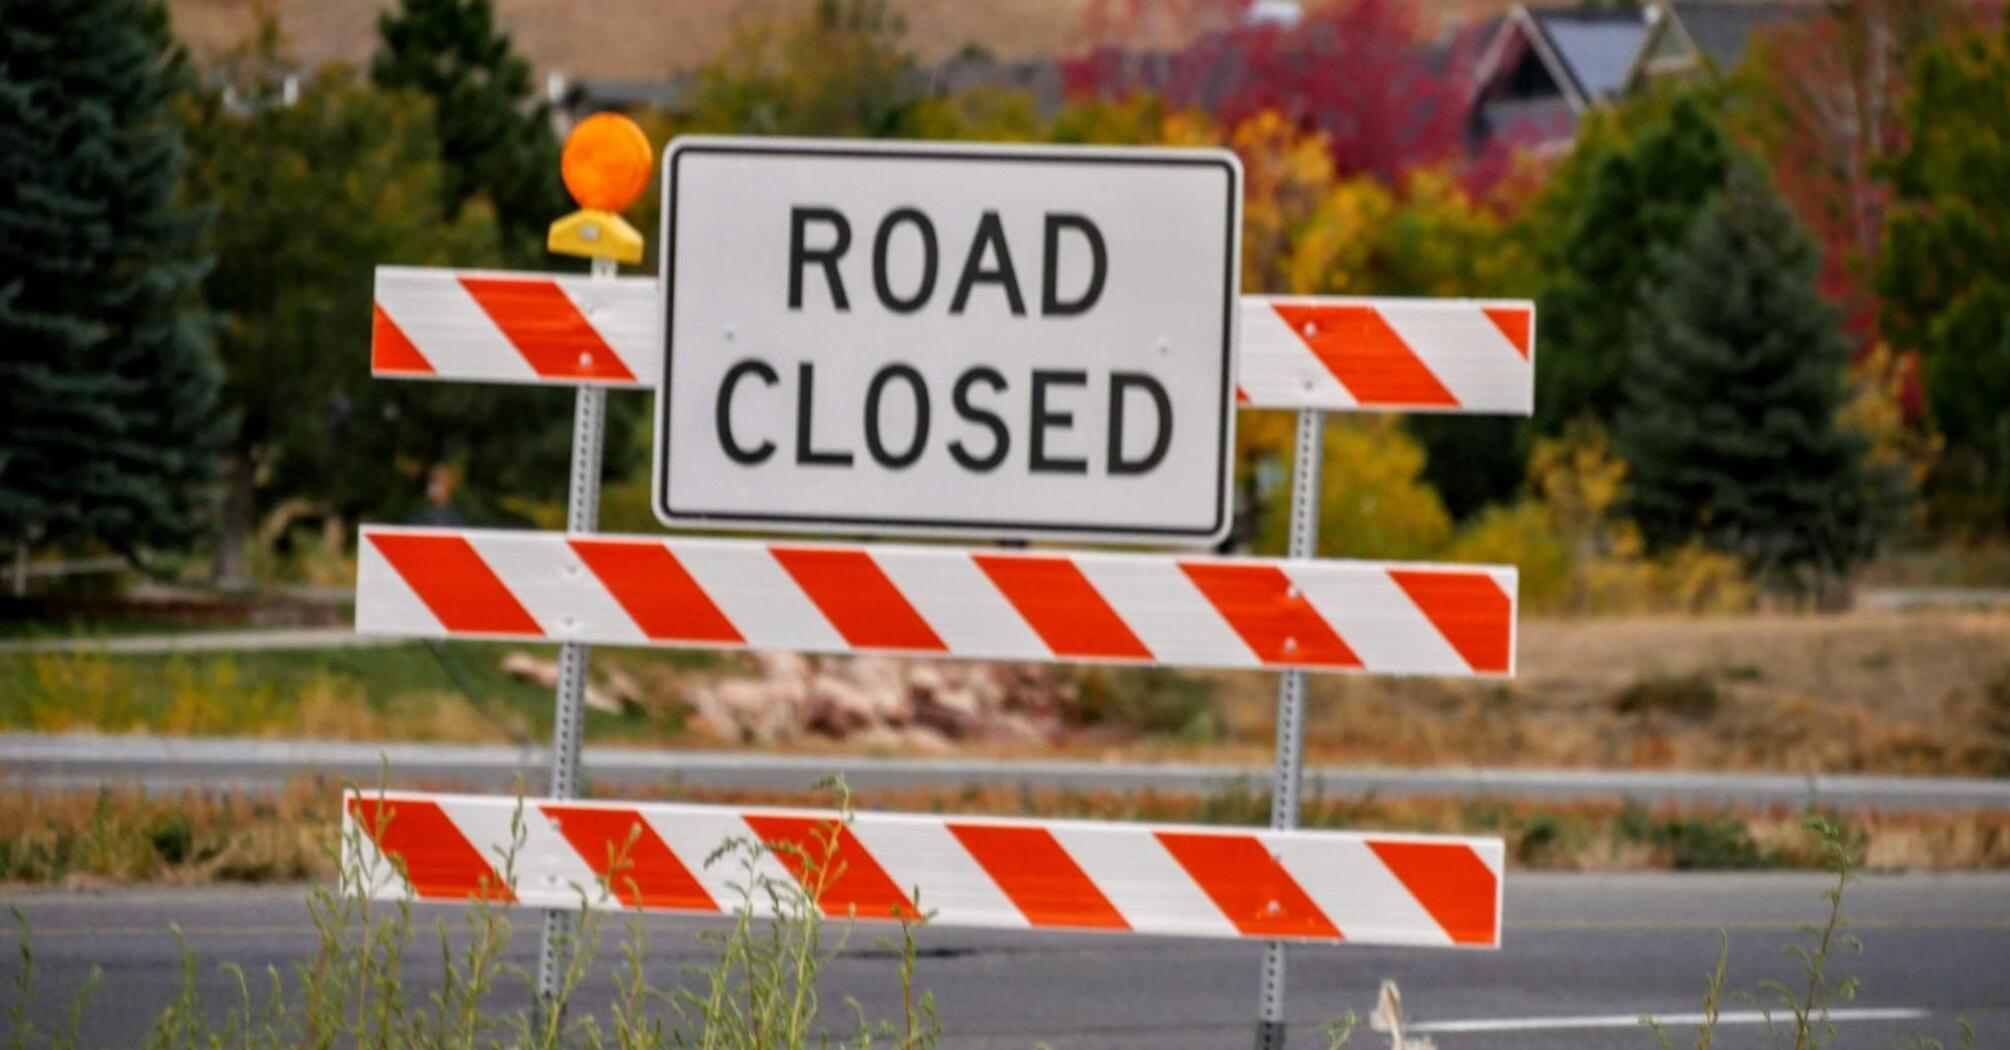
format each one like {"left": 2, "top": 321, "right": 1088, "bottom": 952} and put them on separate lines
{"left": 655, "top": 137, "right": 1241, "bottom": 544}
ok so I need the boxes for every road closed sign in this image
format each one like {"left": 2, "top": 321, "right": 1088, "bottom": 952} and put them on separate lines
{"left": 654, "top": 137, "right": 1241, "bottom": 544}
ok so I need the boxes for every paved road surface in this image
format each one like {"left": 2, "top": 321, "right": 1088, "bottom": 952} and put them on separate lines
{"left": 8, "top": 732, "right": 2009, "bottom": 812}
{"left": 5, "top": 874, "right": 2004, "bottom": 1048}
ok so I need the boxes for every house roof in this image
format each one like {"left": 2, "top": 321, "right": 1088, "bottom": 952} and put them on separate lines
{"left": 1669, "top": 1, "right": 1810, "bottom": 70}
{"left": 1621, "top": 2, "right": 1817, "bottom": 92}
{"left": 1529, "top": 8, "right": 1654, "bottom": 104}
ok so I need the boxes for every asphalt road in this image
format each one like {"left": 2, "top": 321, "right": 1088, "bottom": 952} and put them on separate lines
{"left": 5, "top": 873, "right": 2004, "bottom": 1049}
{"left": 8, "top": 732, "right": 2010, "bottom": 812}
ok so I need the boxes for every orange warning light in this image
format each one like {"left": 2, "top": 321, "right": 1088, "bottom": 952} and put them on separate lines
{"left": 561, "top": 113, "right": 653, "bottom": 213}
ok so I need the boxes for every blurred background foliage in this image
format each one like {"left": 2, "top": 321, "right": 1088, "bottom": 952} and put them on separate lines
{"left": 4, "top": 0, "right": 2007, "bottom": 615}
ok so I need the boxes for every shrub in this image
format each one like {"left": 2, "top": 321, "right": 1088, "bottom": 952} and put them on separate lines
{"left": 1612, "top": 673, "right": 1724, "bottom": 720}
{"left": 1071, "top": 666, "right": 1222, "bottom": 741}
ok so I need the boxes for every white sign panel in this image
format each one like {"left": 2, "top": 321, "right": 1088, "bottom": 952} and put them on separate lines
{"left": 654, "top": 136, "right": 1241, "bottom": 544}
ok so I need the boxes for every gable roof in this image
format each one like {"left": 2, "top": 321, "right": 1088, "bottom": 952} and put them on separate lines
{"left": 1532, "top": 8, "right": 1654, "bottom": 103}
{"left": 1470, "top": 5, "right": 1651, "bottom": 113}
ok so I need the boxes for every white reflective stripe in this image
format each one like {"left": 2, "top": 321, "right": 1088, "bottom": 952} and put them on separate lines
{"left": 354, "top": 537, "right": 444, "bottom": 636}
{"left": 433, "top": 797, "right": 606, "bottom": 906}
{"left": 557, "top": 275, "right": 659, "bottom": 375}
{"left": 1277, "top": 837, "right": 1450, "bottom": 948}
{"left": 1291, "top": 566, "right": 1467, "bottom": 676}
{"left": 467, "top": 531, "right": 635, "bottom": 644}
{"left": 340, "top": 805, "right": 411, "bottom": 899}
{"left": 374, "top": 267, "right": 537, "bottom": 382}
{"left": 1073, "top": 557, "right": 1256, "bottom": 667}
{"left": 670, "top": 542, "right": 846, "bottom": 653}
{"left": 870, "top": 548, "right": 1049, "bottom": 660}
{"left": 1235, "top": 302, "right": 1358, "bottom": 408}
{"left": 850, "top": 817, "right": 1028, "bottom": 930}
{"left": 1050, "top": 824, "right": 1237, "bottom": 939}
{"left": 638, "top": 807, "right": 783, "bottom": 912}
{"left": 1378, "top": 302, "right": 1530, "bottom": 414}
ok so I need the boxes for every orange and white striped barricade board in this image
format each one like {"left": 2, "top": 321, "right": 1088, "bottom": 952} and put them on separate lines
{"left": 343, "top": 791, "right": 1504, "bottom": 949}
{"left": 369, "top": 267, "right": 1535, "bottom": 416}
{"left": 356, "top": 526, "right": 1517, "bottom": 678}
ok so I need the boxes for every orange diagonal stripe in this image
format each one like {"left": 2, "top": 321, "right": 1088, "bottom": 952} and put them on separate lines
{"left": 570, "top": 539, "right": 743, "bottom": 644}
{"left": 1367, "top": 840, "right": 1499, "bottom": 946}
{"left": 769, "top": 547, "right": 946, "bottom": 652}
{"left": 367, "top": 532, "right": 542, "bottom": 636}
{"left": 1155, "top": 832, "right": 1340, "bottom": 940}
{"left": 949, "top": 823, "right": 1130, "bottom": 931}
{"left": 972, "top": 554, "right": 1152, "bottom": 661}
{"left": 540, "top": 804, "right": 716, "bottom": 912}
{"left": 1271, "top": 303, "right": 1456, "bottom": 407}
{"left": 1179, "top": 563, "right": 1361, "bottom": 668}
{"left": 1388, "top": 569, "right": 1512, "bottom": 674}
{"left": 370, "top": 304, "right": 434, "bottom": 375}
{"left": 348, "top": 796, "right": 513, "bottom": 903}
{"left": 742, "top": 815, "right": 914, "bottom": 921}
{"left": 458, "top": 276, "right": 635, "bottom": 382}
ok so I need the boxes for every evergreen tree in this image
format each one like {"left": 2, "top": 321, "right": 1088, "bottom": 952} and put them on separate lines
{"left": 0, "top": 0, "right": 229, "bottom": 566}
{"left": 1877, "top": 18, "right": 2010, "bottom": 519}
{"left": 371, "top": 0, "right": 564, "bottom": 262}
{"left": 184, "top": 22, "right": 615, "bottom": 578}
{"left": 1617, "top": 163, "right": 1889, "bottom": 594}
{"left": 1535, "top": 93, "right": 1732, "bottom": 437}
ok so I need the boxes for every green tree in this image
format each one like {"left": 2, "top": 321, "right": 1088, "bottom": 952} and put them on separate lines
{"left": 1877, "top": 18, "right": 2010, "bottom": 519}
{"left": 1535, "top": 93, "right": 1733, "bottom": 438}
{"left": 371, "top": 0, "right": 564, "bottom": 262}
{"left": 0, "top": 0, "right": 229, "bottom": 569}
{"left": 687, "top": 0, "right": 917, "bottom": 137}
{"left": 184, "top": 24, "right": 604, "bottom": 578}
{"left": 1617, "top": 163, "right": 1889, "bottom": 595}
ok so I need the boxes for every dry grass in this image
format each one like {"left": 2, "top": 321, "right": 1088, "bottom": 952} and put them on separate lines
{"left": 4, "top": 779, "right": 2005, "bottom": 888}
{"left": 1196, "top": 609, "right": 2010, "bottom": 776}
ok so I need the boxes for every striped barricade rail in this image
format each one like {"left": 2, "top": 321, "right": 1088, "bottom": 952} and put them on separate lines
{"left": 344, "top": 791, "right": 1504, "bottom": 949}
{"left": 357, "top": 526, "right": 1517, "bottom": 678}
{"left": 370, "top": 267, "right": 1535, "bottom": 415}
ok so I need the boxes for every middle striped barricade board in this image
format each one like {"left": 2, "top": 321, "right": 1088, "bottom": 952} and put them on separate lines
{"left": 344, "top": 791, "right": 1504, "bottom": 949}
{"left": 357, "top": 526, "right": 1517, "bottom": 677}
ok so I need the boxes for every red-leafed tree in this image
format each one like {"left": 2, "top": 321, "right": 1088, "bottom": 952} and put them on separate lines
{"left": 1735, "top": 0, "right": 1993, "bottom": 356}
{"left": 1066, "top": 0, "right": 1474, "bottom": 184}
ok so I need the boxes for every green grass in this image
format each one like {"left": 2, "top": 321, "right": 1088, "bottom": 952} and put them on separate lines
{"left": 0, "top": 642, "right": 728, "bottom": 744}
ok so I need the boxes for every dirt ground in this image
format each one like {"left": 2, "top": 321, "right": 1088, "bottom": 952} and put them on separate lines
{"left": 1191, "top": 609, "right": 2010, "bottom": 776}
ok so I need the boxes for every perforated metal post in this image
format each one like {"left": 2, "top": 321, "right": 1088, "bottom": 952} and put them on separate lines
{"left": 535, "top": 255, "right": 614, "bottom": 1006}
{"left": 1255, "top": 406, "right": 1325, "bottom": 1050}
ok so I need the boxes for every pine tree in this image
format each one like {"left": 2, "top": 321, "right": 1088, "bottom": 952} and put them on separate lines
{"left": 1617, "top": 163, "right": 1890, "bottom": 594}
{"left": 0, "top": 0, "right": 229, "bottom": 567}
{"left": 1535, "top": 93, "right": 1732, "bottom": 437}
{"left": 371, "top": 0, "right": 564, "bottom": 263}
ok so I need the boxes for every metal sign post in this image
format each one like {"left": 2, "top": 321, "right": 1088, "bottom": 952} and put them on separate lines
{"left": 1257, "top": 406, "right": 1325, "bottom": 1050}
{"left": 528, "top": 114, "right": 655, "bottom": 1011}
{"left": 534, "top": 259, "right": 612, "bottom": 1003}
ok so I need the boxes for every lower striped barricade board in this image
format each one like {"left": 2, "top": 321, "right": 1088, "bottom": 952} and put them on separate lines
{"left": 356, "top": 526, "right": 1518, "bottom": 678}
{"left": 343, "top": 791, "right": 1504, "bottom": 949}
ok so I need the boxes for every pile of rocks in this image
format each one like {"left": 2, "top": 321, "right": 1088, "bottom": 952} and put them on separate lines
{"left": 687, "top": 652, "right": 1077, "bottom": 749}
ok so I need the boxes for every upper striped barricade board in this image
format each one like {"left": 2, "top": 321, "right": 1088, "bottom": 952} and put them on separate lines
{"left": 342, "top": 791, "right": 1505, "bottom": 949}
{"left": 369, "top": 267, "right": 1534, "bottom": 415}
{"left": 356, "top": 526, "right": 1516, "bottom": 678}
